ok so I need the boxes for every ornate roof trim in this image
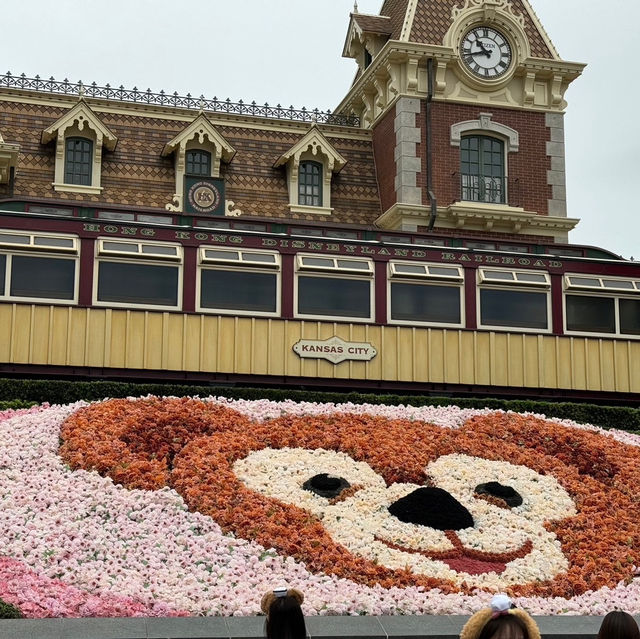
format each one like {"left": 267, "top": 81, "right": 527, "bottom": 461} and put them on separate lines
{"left": 161, "top": 113, "right": 236, "bottom": 163}
{"left": 273, "top": 124, "right": 347, "bottom": 173}
{"left": 40, "top": 99, "right": 117, "bottom": 150}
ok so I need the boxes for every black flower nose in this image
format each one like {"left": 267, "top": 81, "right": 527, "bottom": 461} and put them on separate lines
{"left": 388, "top": 487, "right": 474, "bottom": 531}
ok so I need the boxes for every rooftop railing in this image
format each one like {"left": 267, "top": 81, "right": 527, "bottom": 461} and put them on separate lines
{"left": 0, "top": 72, "right": 360, "bottom": 127}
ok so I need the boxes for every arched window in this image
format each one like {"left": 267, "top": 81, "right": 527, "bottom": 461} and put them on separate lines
{"left": 460, "top": 136, "right": 505, "bottom": 204}
{"left": 64, "top": 137, "right": 93, "bottom": 186}
{"left": 298, "top": 161, "right": 322, "bottom": 207}
{"left": 186, "top": 150, "right": 212, "bottom": 177}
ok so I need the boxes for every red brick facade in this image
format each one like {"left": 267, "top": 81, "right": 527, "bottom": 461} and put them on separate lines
{"left": 371, "top": 106, "right": 397, "bottom": 214}
{"left": 430, "top": 102, "right": 551, "bottom": 215}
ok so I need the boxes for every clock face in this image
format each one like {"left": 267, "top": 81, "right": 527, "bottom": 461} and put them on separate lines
{"left": 460, "top": 27, "right": 512, "bottom": 78}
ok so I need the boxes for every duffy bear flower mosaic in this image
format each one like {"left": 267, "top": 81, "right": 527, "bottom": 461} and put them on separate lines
{"left": 1, "top": 397, "right": 640, "bottom": 617}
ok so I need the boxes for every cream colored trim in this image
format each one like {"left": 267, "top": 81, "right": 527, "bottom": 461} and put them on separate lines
{"left": 275, "top": 124, "right": 347, "bottom": 214}
{"left": 274, "top": 124, "right": 347, "bottom": 171}
{"left": 450, "top": 113, "right": 519, "bottom": 151}
{"left": 41, "top": 99, "right": 117, "bottom": 149}
{"left": 52, "top": 182, "right": 103, "bottom": 195}
{"left": 162, "top": 113, "right": 236, "bottom": 213}
{"left": 400, "top": 0, "right": 420, "bottom": 42}
{"left": 520, "top": 0, "right": 560, "bottom": 60}
{"left": 288, "top": 204, "right": 334, "bottom": 216}
{"left": 375, "top": 201, "right": 580, "bottom": 241}
{"left": 0, "top": 129, "right": 19, "bottom": 184}
{"left": 41, "top": 99, "right": 117, "bottom": 193}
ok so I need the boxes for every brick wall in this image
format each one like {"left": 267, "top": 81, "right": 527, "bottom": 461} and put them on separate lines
{"left": 430, "top": 102, "right": 552, "bottom": 215}
{"left": 372, "top": 106, "right": 397, "bottom": 213}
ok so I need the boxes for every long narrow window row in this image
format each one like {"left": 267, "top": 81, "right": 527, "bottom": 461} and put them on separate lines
{"left": 2, "top": 232, "right": 639, "bottom": 338}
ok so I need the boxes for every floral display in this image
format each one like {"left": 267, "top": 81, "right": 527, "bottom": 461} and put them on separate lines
{"left": 1, "top": 397, "right": 640, "bottom": 617}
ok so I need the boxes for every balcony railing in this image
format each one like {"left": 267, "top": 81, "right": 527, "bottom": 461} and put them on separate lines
{"left": 453, "top": 172, "right": 522, "bottom": 207}
{"left": 0, "top": 71, "right": 360, "bottom": 127}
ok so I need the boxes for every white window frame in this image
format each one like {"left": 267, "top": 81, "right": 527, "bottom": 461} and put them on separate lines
{"left": 563, "top": 274, "right": 640, "bottom": 339}
{"left": 294, "top": 253, "right": 375, "bottom": 322}
{"left": 196, "top": 247, "right": 281, "bottom": 317}
{"left": 476, "top": 267, "right": 551, "bottom": 333}
{"left": 93, "top": 238, "right": 183, "bottom": 311}
{"left": 387, "top": 261, "right": 465, "bottom": 328}
{"left": 0, "top": 230, "right": 79, "bottom": 304}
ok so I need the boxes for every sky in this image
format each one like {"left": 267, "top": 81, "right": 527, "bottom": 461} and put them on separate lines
{"left": 2, "top": 0, "right": 638, "bottom": 259}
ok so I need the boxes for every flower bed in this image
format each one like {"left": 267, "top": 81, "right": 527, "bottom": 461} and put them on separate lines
{"left": 1, "top": 397, "right": 639, "bottom": 616}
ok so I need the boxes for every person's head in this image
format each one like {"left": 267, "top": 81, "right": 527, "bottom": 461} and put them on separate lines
{"left": 597, "top": 611, "right": 640, "bottom": 639}
{"left": 261, "top": 588, "right": 306, "bottom": 639}
{"left": 460, "top": 595, "right": 540, "bottom": 639}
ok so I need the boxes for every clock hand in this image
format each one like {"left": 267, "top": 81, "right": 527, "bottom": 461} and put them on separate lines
{"left": 475, "top": 40, "right": 492, "bottom": 57}
{"left": 467, "top": 48, "right": 492, "bottom": 58}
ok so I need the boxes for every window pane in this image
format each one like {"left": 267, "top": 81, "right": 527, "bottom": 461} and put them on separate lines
{"left": 483, "top": 271, "right": 515, "bottom": 281}
{"left": 102, "top": 241, "right": 138, "bottom": 253}
{"left": 568, "top": 276, "right": 600, "bottom": 288}
{"left": 10, "top": 256, "right": 75, "bottom": 300}
{"left": 33, "top": 236, "right": 75, "bottom": 249}
{"left": 566, "top": 295, "right": 615, "bottom": 333}
{"left": 301, "top": 257, "right": 334, "bottom": 268}
{"left": 298, "top": 161, "right": 322, "bottom": 207}
{"left": 298, "top": 276, "right": 370, "bottom": 318}
{"left": 395, "top": 264, "right": 427, "bottom": 275}
{"left": 64, "top": 137, "right": 92, "bottom": 186}
{"left": 620, "top": 299, "right": 640, "bottom": 335}
{"left": 141, "top": 244, "right": 178, "bottom": 256}
{"left": 391, "top": 283, "right": 460, "bottom": 323}
{"left": 603, "top": 279, "right": 635, "bottom": 290}
{"left": 186, "top": 150, "right": 211, "bottom": 176}
{"left": 200, "top": 270, "right": 277, "bottom": 313}
{"left": 480, "top": 289, "right": 548, "bottom": 329}
{"left": 97, "top": 262, "right": 178, "bottom": 306}
{"left": 205, "top": 249, "right": 239, "bottom": 261}
{"left": 0, "top": 254, "right": 5, "bottom": 295}
{"left": 242, "top": 252, "right": 277, "bottom": 264}
{"left": 516, "top": 272, "right": 548, "bottom": 284}
{"left": 0, "top": 234, "right": 30, "bottom": 245}
{"left": 336, "top": 259, "right": 370, "bottom": 271}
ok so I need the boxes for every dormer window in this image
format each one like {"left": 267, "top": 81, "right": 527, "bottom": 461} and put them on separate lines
{"left": 274, "top": 124, "right": 346, "bottom": 216}
{"left": 41, "top": 99, "right": 117, "bottom": 195}
{"left": 64, "top": 137, "right": 93, "bottom": 186}
{"left": 163, "top": 114, "right": 235, "bottom": 213}
{"left": 298, "top": 161, "right": 322, "bottom": 207}
{"left": 186, "top": 149, "right": 212, "bottom": 177}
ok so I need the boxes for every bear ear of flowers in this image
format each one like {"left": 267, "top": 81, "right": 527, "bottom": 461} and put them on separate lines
{"left": 56, "top": 398, "right": 640, "bottom": 601}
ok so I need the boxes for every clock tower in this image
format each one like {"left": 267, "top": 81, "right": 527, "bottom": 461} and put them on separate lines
{"left": 339, "top": 0, "right": 585, "bottom": 243}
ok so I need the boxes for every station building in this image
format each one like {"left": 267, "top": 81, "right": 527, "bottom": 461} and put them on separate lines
{"left": 0, "top": 0, "right": 638, "bottom": 403}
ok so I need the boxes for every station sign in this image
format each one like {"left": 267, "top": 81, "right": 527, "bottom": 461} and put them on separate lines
{"left": 293, "top": 336, "right": 377, "bottom": 364}
{"left": 184, "top": 177, "right": 225, "bottom": 216}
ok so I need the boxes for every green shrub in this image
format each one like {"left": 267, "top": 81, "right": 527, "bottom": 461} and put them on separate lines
{"left": 0, "top": 399, "right": 37, "bottom": 411}
{"left": 0, "top": 378, "right": 638, "bottom": 432}
{"left": 0, "top": 598, "right": 23, "bottom": 619}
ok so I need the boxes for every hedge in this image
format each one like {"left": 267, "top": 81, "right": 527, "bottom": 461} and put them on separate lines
{"left": 0, "top": 377, "right": 638, "bottom": 432}
{"left": 0, "top": 399, "right": 37, "bottom": 411}
{"left": 0, "top": 599, "right": 22, "bottom": 619}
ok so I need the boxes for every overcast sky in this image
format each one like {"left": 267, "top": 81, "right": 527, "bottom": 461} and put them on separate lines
{"left": 2, "top": 1, "right": 637, "bottom": 259}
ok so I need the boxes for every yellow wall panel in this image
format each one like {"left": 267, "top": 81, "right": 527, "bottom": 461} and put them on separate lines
{"left": 1, "top": 304, "right": 640, "bottom": 396}
{"left": 459, "top": 332, "right": 476, "bottom": 384}
{"left": 86, "top": 309, "right": 107, "bottom": 368}
{"left": 108, "top": 311, "right": 127, "bottom": 368}
{"left": 473, "top": 332, "right": 491, "bottom": 385}
{"left": 0, "top": 305, "right": 11, "bottom": 361}
{"left": 68, "top": 308, "right": 88, "bottom": 366}
{"left": 11, "top": 306, "right": 33, "bottom": 363}
{"left": 30, "top": 306, "right": 52, "bottom": 365}
{"left": 444, "top": 330, "right": 461, "bottom": 384}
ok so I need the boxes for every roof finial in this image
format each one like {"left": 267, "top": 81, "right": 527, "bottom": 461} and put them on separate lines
{"left": 353, "top": 1, "right": 359, "bottom": 12}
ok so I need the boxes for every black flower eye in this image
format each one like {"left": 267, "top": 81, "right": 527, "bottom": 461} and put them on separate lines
{"left": 475, "top": 482, "right": 523, "bottom": 507}
{"left": 303, "top": 473, "right": 350, "bottom": 498}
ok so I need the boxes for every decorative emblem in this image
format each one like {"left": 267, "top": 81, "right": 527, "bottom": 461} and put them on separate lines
{"left": 187, "top": 180, "right": 222, "bottom": 214}
{"left": 292, "top": 336, "right": 377, "bottom": 364}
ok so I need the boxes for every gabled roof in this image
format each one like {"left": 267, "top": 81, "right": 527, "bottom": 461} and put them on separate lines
{"left": 161, "top": 113, "right": 236, "bottom": 162}
{"left": 343, "top": 13, "right": 393, "bottom": 57}
{"left": 378, "top": 0, "right": 558, "bottom": 59}
{"left": 273, "top": 124, "right": 347, "bottom": 173}
{"left": 41, "top": 99, "right": 118, "bottom": 149}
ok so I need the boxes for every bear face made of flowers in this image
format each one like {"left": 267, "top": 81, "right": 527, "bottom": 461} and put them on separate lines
{"left": 59, "top": 398, "right": 640, "bottom": 598}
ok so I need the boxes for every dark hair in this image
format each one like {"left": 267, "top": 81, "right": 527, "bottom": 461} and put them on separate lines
{"left": 597, "top": 611, "right": 640, "bottom": 639}
{"left": 477, "top": 615, "right": 530, "bottom": 639}
{"left": 265, "top": 595, "right": 306, "bottom": 639}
